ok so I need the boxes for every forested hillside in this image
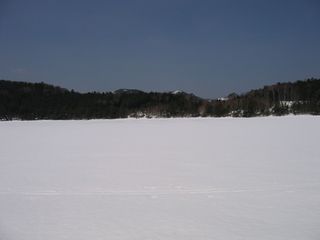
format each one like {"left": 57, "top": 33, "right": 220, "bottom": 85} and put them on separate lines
{"left": 0, "top": 80, "right": 203, "bottom": 120}
{"left": 211, "top": 78, "right": 320, "bottom": 117}
{"left": 0, "top": 78, "right": 320, "bottom": 120}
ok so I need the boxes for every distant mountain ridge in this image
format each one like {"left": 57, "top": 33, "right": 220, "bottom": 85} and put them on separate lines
{"left": 0, "top": 78, "right": 320, "bottom": 120}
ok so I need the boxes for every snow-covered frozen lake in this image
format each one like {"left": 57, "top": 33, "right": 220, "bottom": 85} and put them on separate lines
{"left": 0, "top": 116, "right": 320, "bottom": 240}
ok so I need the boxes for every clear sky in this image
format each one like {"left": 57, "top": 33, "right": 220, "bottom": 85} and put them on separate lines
{"left": 0, "top": 0, "right": 319, "bottom": 98}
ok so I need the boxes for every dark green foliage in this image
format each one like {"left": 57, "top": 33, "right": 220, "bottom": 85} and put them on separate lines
{"left": 1, "top": 78, "right": 320, "bottom": 120}
{"left": 221, "top": 78, "right": 320, "bottom": 117}
{"left": 272, "top": 104, "right": 289, "bottom": 116}
{"left": 211, "top": 101, "right": 230, "bottom": 117}
{"left": 0, "top": 80, "right": 203, "bottom": 120}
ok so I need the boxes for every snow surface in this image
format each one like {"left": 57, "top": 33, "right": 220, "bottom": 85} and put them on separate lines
{"left": 172, "top": 90, "right": 183, "bottom": 94}
{"left": 0, "top": 116, "right": 320, "bottom": 240}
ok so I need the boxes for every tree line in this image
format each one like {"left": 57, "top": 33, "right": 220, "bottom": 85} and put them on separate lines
{"left": 0, "top": 78, "right": 320, "bottom": 120}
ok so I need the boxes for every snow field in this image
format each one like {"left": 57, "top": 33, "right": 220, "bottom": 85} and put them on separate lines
{"left": 0, "top": 116, "right": 320, "bottom": 240}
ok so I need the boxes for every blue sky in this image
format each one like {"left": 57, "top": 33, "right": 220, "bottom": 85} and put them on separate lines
{"left": 0, "top": 0, "right": 319, "bottom": 98}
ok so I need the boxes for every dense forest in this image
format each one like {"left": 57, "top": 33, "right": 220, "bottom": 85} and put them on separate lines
{"left": 0, "top": 78, "right": 320, "bottom": 120}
